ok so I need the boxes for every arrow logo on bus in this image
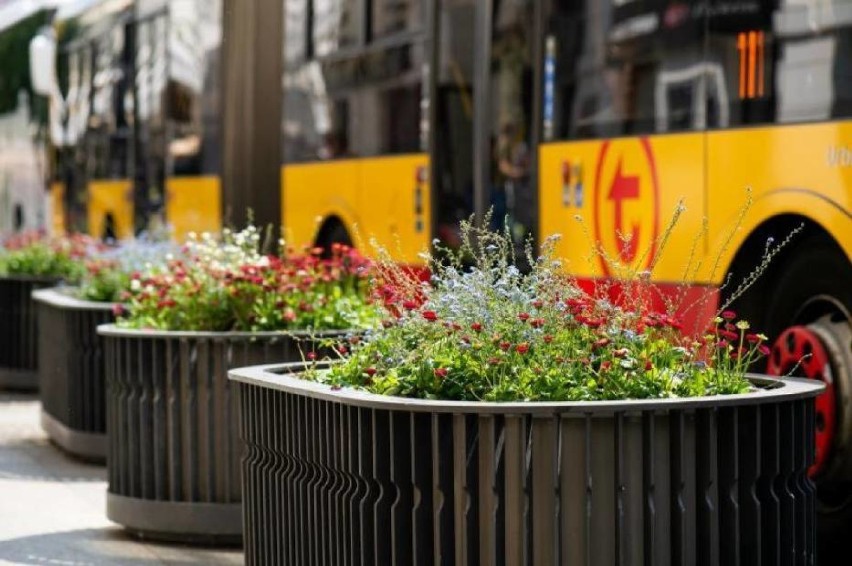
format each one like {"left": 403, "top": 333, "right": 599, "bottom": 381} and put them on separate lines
{"left": 608, "top": 158, "right": 641, "bottom": 263}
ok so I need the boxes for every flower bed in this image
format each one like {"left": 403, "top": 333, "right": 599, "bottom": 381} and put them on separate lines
{"left": 100, "top": 327, "right": 342, "bottom": 542}
{"left": 100, "top": 225, "right": 381, "bottom": 542}
{"left": 34, "top": 288, "right": 116, "bottom": 461}
{"left": 0, "top": 233, "right": 94, "bottom": 390}
{"left": 229, "top": 223, "right": 824, "bottom": 564}
{"left": 0, "top": 275, "right": 61, "bottom": 389}
{"left": 231, "top": 362, "right": 822, "bottom": 566}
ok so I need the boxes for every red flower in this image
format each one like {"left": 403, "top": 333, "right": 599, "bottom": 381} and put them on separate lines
{"left": 644, "top": 360, "right": 653, "bottom": 371}
{"left": 600, "top": 361, "right": 612, "bottom": 371}
{"left": 337, "top": 345, "right": 348, "bottom": 355}
{"left": 720, "top": 330, "right": 739, "bottom": 341}
{"left": 746, "top": 333, "right": 760, "bottom": 344}
{"left": 758, "top": 345, "right": 771, "bottom": 356}
{"left": 306, "top": 352, "right": 317, "bottom": 361}
{"left": 530, "top": 318, "right": 545, "bottom": 329}
{"left": 518, "top": 313, "right": 530, "bottom": 322}
{"left": 487, "top": 357, "right": 501, "bottom": 365}
{"left": 364, "top": 367, "right": 377, "bottom": 377}
{"left": 532, "top": 299, "right": 543, "bottom": 309}
{"left": 471, "top": 322, "right": 483, "bottom": 333}
{"left": 722, "top": 310, "right": 737, "bottom": 320}
{"left": 499, "top": 341, "right": 511, "bottom": 351}
{"left": 592, "top": 338, "right": 611, "bottom": 350}
{"left": 543, "top": 335, "right": 554, "bottom": 344}
{"left": 112, "top": 304, "right": 126, "bottom": 317}
{"left": 402, "top": 300, "right": 418, "bottom": 310}
{"left": 612, "top": 348, "right": 629, "bottom": 358}
{"left": 434, "top": 368, "right": 449, "bottom": 379}
{"left": 515, "top": 343, "right": 530, "bottom": 354}
{"left": 422, "top": 310, "right": 438, "bottom": 322}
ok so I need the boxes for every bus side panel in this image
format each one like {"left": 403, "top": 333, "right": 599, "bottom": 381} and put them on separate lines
{"left": 87, "top": 179, "right": 133, "bottom": 240}
{"left": 165, "top": 176, "right": 222, "bottom": 241}
{"left": 281, "top": 161, "right": 361, "bottom": 250}
{"left": 358, "top": 154, "right": 430, "bottom": 265}
{"left": 539, "top": 133, "right": 706, "bottom": 283}
{"left": 50, "top": 182, "right": 65, "bottom": 235}
{"left": 707, "top": 121, "right": 852, "bottom": 281}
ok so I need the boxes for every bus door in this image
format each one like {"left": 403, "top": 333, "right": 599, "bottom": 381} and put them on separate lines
{"left": 431, "top": 0, "right": 477, "bottom": 246}
{"left": 432, "top": 0, "right": 537, "bottom": 247}
{"left": 280, "top": 0, "right": 429, "bottom": 264}
{"left": 82, "top": 17, "right": 135, "bottom": 240}
{"left": 538, "top": 1, "right": 709, "bottom": 319}
{"left": 133, "top": 9, "right": 169, "bottom": 235}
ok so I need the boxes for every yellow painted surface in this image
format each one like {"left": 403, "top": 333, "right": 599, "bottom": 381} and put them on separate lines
{"left": 706, "top": 122, "right": 852, "bottom": 282}
{"left": 87, "top": 179, "right": 133, "bottom": 240}
{"left": 282, "top": 154, "right": 431, "bottom": 264}
{"left": 49, "top": 182, "right": 65, "bottom": 235}
{"left": 166, "top": 176, "right": 222, "bottom": 240}
{"left": 539, "top": 121, "right": 852, "bottom": 285}
{"left": 539, "top": 133, "right": 706, "bottom": 282}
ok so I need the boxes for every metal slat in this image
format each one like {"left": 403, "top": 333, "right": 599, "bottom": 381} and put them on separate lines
{"left": 531, "top": 416, "right": 557, "bottom": 566}
{"left": 696, "top": 409, "right": 720, "bottom": 566}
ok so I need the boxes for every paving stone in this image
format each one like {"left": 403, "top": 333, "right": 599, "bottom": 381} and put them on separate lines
{"left": 0, "top": 394, "right": 243, "bottom": 566}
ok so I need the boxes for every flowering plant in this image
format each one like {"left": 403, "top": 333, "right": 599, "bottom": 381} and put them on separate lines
{"left": 77, "top": 238, "right": 177, "bottom": 303}
{"left": 0, "top": 232, "right": 98, "bottom": 281}
{"left": 316, "top": 223, "right": 771, "bottom": 401}
{"left": 117, "top": 226, "right": 382, "bottom": 332}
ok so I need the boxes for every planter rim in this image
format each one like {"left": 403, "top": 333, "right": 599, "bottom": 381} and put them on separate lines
{"left": 0, "top": 274, "right": 63, "bottom": 283}
{"left": 32, "top": 287, "right": 116, "bottom": 311}
{"left": 229, "top": 361, "right": 825, "bottom": 414}
{"left": 97, "top": 323, "right": 350, "bottom": 339}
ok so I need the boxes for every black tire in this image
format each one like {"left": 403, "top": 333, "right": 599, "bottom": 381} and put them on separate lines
{"left": 761, "top": 237, "right": 852, "bottom": 543}
{"left": 317, "top": 222, "right": 352, "bottom": 250}
{"left": 763, "top": 237, "right": 852, "bottom": 340}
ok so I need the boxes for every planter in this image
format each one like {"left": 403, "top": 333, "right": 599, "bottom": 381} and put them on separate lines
{"left": 33, "top": 288, "right": 116, "bottom": 462}
{"left": 98, "top": 325, "right": 342, "bottom": 543}
{"left": 230, "top": 362, "right": 824, "bottom": 566}
{"left": 0, "top": 275, "right": 61, "bottom": 390}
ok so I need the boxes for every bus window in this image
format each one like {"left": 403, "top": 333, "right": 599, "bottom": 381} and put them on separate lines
{"left": 313, "top": 0, "right": 362, "bottom": 57}
{"left": 491, "top": 0, "right": 533, "bottom": 238}
{"left": 706, "top": 1, "right": 775, "bottom": 127}
{"left": 283, "top": 0, "right": 424, "bottom": 164}
{"left": 372, "top": 0, "right": 424, "bottom": 39}
{"left": 543, "top": 1, "right": 708, "bottom": 141}
{"left": 433, "top": 0, "right": 475, "bottom": 243}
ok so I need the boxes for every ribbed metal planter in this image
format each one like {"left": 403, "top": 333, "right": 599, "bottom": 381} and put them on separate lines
{"left": 99, "top": 325, "right": 342, "bottom": 543}
{"left": 0, "top": 275, "right": 61, "bottom": 390}
{"left": 33, "top": 288, "right": 116, "bottom": 462}
{"left": 230, "top": 363, "right": 824, "bottom": 566}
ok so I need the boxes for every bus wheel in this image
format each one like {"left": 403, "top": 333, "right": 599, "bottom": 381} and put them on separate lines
{"left": 762, "top": 240, "right": 852, "bottom": 534}
{"left": 315, "top": 220, "right": 353, "bottom": 254}
{"left": 768, "top": 319, "right": 849, "bottom": 478}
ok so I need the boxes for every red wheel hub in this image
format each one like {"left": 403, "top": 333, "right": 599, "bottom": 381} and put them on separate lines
{"left": 767, "top": 326, "right": 836, "bottom": 477}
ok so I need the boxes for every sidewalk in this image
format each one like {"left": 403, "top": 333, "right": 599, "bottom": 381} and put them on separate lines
{"left": 0, "top": 393, "right": 243, "bottom": 565}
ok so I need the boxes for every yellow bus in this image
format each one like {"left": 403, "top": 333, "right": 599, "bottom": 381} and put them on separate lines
{"left": 280, "top": 0, "right": 851, "bottom": 524}
{"left": 34, "top": 0, "right": 223, "bottom": 240}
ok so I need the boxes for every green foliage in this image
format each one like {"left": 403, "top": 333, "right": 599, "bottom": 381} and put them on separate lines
{"left": 0, "top": 10, "right": 49, "bottom": 118}
{"left": 308, "top": 223, "right": 764, "bottom": 402}
{"left": 0, "top": 233, "right": 91, "bottom": 281}
{"left": 77, "top": 259, "right": 130, "bottom": 302}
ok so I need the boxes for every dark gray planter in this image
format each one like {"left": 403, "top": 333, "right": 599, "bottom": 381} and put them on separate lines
{"left": 0, "top": 275, "right": 61, "bottom": 390}
{"left": 99, "top": 325, "right": 343, "bottom": 543}
{"left": 230, "top": 363, "right": 824, "bottom": 566}
{"left": 33, "top": 288, "right": 116, "bottom": 462}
